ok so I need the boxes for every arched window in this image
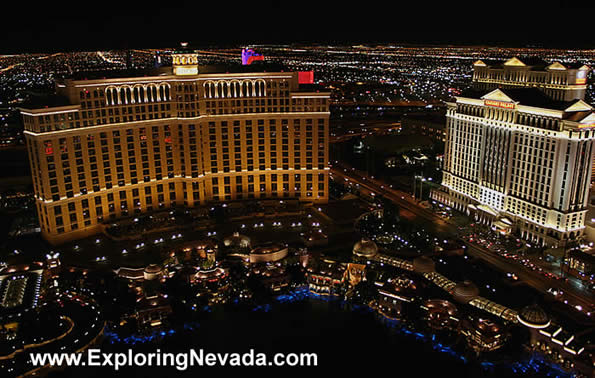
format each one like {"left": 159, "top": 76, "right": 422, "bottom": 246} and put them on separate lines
{"left": 151, "top": 85, "right": 158, "bottom": 101}
{"left": 241, "top": 81, "right": 248, "bottom": 97}
{"left": 159, "top": 85, "right": 165, "bottom": 102}
{"left": 105, "top": 88, "right": 113, "bottom": 105}
{"left": 218, "top": 82, "right": 227, "bottom": 98}
{"left": 233, "top": 81, "right": 239, "bottom": 97}
{"left": 256, "top": 80, "right": 265, "bottom": 96}
{"left": 122, "top": 87, "right": 132, "bottom": 104}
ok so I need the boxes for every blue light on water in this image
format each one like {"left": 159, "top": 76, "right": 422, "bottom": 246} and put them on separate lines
{"left": 103, "top": 287, "right": 575, "bottom": 377}
{"left": 372, "top": 306, "right": 570, "bottom": 376}
{"left": 275, "top": 287, "right": 310, "bottom": 303}
{"left": 105, "top": 323, "right": 194, "bottom": 345}
{"left": 252, "top": 304, "right": 272, "bottom": 312}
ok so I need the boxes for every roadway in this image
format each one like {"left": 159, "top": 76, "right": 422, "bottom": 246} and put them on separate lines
{"left": 465, "top": 242, "right": 594, "bottom": 314}
{"left": 0, "top": 63, "right": 23, "bottom": 74}
{"left": 330, "top": 164, "right": 455, "bottom": 235}
{"left": 330, "top": 122, "right": 402, "bottom": 143}
{"left": 330, "top": 163, "right": 595, "bottom": 315}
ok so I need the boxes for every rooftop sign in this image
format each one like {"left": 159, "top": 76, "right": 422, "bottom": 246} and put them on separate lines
{"left": 576, "top": 70, "right": 587, "bottom": 85}
{"left": 242, "top": 48, "right": 264, "bottom": 65}
{"left": 484, "top": 100, "right": 515, "bottom": 109}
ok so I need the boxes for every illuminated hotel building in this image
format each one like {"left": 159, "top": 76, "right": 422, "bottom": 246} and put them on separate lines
{"left": 20, "top": 49, "right": 330, "bottom": 244}
{"left": 433, "top": 57, "right": 594, "bottom": 246}
{"left": 472, "top": 57, "right": 589, "bottom": 101}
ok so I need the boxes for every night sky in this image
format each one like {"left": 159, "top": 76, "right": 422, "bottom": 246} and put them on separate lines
{"left": 2, "top": 1, "right": 593, "bottom": 53}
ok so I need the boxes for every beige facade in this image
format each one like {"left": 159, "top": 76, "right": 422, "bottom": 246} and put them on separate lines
{"left": 435, "top": 58, "right": 595, "bottom": 246}
{"left": 21, "top": 53, "right": 330, "bottom": 244}
{"left": 472, "top": 57, "right": 589, "bottom": 102}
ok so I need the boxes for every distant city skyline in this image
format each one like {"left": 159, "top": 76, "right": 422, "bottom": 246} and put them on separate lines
{"left": 2, "top": 3, "right": 594, "bottom": 53}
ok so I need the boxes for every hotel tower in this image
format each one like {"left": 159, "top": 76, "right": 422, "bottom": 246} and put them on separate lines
{"left": 21, "top": 49, "right": 330, "bottom": 244}
{"left": 432, "top": 57, "right": 593, "bottom": 246}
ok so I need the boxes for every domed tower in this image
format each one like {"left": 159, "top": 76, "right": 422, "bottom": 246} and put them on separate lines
{"left": 352, "top": 238, "right": 378, "bottom": 259}
{"left": 249, "top": 243, "right": 288, "bottom": 263}
{"left": 517, "top": 304, "right": 551, "bottom": 345}
{"left": 517, "top": 304, "right": 550, "bottom": 329}
{"left": 172, "top": 42, "right": 198, "bottom": 76}
{"left": 412, "top": 256, "right": 436, "bottom": 274}
{"left": 144, "top": 264, "right": 163, "bottom": 281}
{"left": 223, "top": 232, "right": 251, "bottom": 249}
{"left": 451, "top": 280, "right": 480, "bottom": 304}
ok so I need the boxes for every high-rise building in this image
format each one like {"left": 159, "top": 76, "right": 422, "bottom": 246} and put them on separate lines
{"left": 432, "top": 57, "right": 594, "bottom": 246}
{"left": 20, "top": 49, "right": 330, "bottom": 245}
{"left": 472, "top": 57, "right": 589, "bottom": 101}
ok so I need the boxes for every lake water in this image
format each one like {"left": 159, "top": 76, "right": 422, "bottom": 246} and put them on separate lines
{"left": 48, "top": 292, "right": 572, "bottom": 378}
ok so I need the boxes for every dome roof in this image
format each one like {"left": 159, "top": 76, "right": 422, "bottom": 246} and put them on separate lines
{"left": 517, "top": 304, "right": 550, "bottom": 328}
{"left": 412, "top": 256, "right": 435, "bottom": 273}
{"left": 144, "top": 264, "right": 162, "bottom": 274}
{"left": 195, "top": 267, "right": 226, "bottom": 280}
{"left": 452, "top": 280, "right": 479, "bottom": 303}
{"left": 424, "top": 299, "right": 458, "bottom": 315}
{"left": 251, "top": 243, "right": 286, "bottom": 255}
{"left": 353, "top": 238, "right": 378, "bottom": 257}
{"left": 223, "top": 232, "right": 251, "bottom": 248}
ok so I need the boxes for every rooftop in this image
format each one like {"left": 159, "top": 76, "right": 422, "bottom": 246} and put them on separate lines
{"left": 459, "top": 87, "right": 581, "bottom": 111}
{"left": 451, "top": 280, "right": 480, "bottom": 303}
{"left": 475, "top": 57, "right": 588, "bottom": 71}
{"left": 63, "top": 63, "right": 293, "bottom": 82}
{"left": 518, "top": 304, "right": 550, "bottom": 328}
{"left": 251, "top": 243, "right": 287, "bottom": 255}
{"left": 353, "top": 238, "right": 379, "bottom": 257}
{"left": 65, "top": 66, "right": 173, "bottom": 81}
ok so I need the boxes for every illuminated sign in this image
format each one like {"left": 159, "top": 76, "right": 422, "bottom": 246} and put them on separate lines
{"left": 578, "top": 115, "right": 595, "bottom": 128}
{"left": 298, "top": 71, "right": 314, "bottom": 84}
{"left": 44, "top": 141, "right": 53, "bottom": 155}
{"left": 241, "top": 48, "right": 264, "bottom": 65}
{"left": 484, "top": 100, "right": 515, "bottom": 109}
{"left": 576, "top": 70, "right": 587, "bottom": 85}
{"left": 174, "top": 66, "right": 198, "bottom": 76}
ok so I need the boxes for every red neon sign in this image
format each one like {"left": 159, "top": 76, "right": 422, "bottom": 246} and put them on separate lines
{"left": 484, "top": 100, "right": 515, "bottom": 109}
{"left": 298, "top": 71, "right": 314, "bottom": 84}
{"left": 44, "top": 142, "right": 53, "bottom": 155}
